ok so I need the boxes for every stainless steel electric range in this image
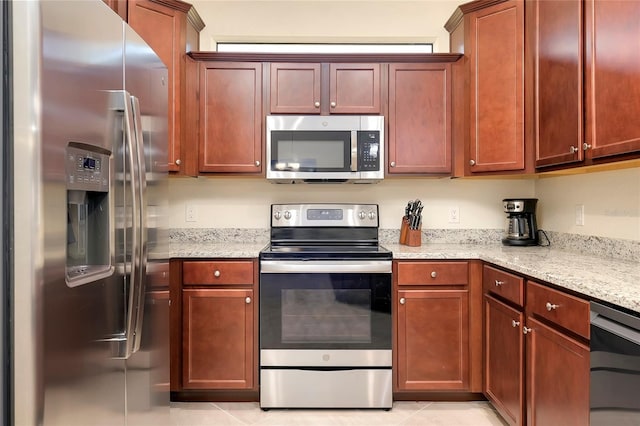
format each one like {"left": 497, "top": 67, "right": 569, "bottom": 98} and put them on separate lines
{"left": 259, "top": 204, "right": 393, "bottom": 409}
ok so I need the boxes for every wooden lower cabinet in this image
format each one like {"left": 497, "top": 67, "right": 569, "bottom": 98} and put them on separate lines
{"left": 396, "top": 289, "right": 470, "bottom": 390}
{"left": 484, "top": 295, "right": 524, "bottom": 426}
{"left": 526, "top": 317, "right": 590, "bottom": 426}
{"left": 182, "top": 288, "right": 254, "bottom": 389}
{"left": 483, "top": 265, "right": 590, "bottom": 426}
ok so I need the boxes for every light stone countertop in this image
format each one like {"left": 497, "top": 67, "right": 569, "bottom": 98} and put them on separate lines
{"left": 170, "top": 238, "right": 640, "bottom": 315}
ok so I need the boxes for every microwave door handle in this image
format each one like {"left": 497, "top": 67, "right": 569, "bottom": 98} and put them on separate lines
{"left": 351, "top": 131, "right": 358, "bottom": 172}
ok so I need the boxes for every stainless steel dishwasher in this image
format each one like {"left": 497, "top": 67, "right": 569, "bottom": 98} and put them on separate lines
{"left": 590, "top": 301, "right": 640, "bottom": 425}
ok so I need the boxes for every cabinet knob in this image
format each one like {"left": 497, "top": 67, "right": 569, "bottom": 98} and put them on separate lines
{"left": 494, "top": 280, "right": 504, "bottom": 287}
{"left": 430, "top": 271, "right": 437, "bottom": 278}
{"left": 583, "top": 142, "right": 592, "bottom": 151}
{"left": 512, "top": 319, "right": 520, "bottom": 328}
{"left": 523, "top": 326, "right": 532, "bottom": 335}
{"left": 330, "top": 101, "right": 336, "bottom": 108}
{"left": 214, "top": 270, "right": 221, "bottom": 277}
{"left": 545, "top": 302, "right": 559, "bottom": 311}
{"left": 314, "top": 101, "right": 320, "bottom": 108}
{"left": 175, "top": 159, "right": 182, "bottom": 165}
{"left": 469, "top": 159, "right": 476, "bottom": 166}
{"left": 245, "top": 297, "right": 251, "bottom": 304}
{"left": 390, "top": 161, "right": 396, "bottom": 167}
{"left": 399, "top": 297, "right": 406, "bottom": 305}
{"left": 255, "top": 160, "right": 261, "bottom": 167}
{"left": 569, "top": 145, "right": 579, "bottom": 154}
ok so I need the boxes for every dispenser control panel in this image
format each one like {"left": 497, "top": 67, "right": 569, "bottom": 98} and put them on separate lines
{"left": 66, "top": 145, "right": 110, "bottom": 191}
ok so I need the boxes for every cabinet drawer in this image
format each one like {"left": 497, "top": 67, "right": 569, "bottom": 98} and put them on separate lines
{"left": 183, "top": 260, "right": 255, "bottom": 286}
{"left": 396, "top": 261, "right": 468, "bottom": 286}
{"left": 527, "top": 281, "right": 590, "bottom": 339}
{"left": 483, "top": 265, "right": 524, "bottom": 307}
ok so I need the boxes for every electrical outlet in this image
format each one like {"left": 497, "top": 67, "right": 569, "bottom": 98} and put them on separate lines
{"left": 575, "top": 204, "right": 584, "bottom": 226}
{"left": 448, "top": 207, "right": 460, "bottom": 224}
{"left": 185, "top": 205, "right": 197, "bottom": 222}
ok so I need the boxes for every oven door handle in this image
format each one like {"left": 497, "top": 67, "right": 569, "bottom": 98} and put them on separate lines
{"left": 260, "top": 260, "right": 392, "bottom": 274}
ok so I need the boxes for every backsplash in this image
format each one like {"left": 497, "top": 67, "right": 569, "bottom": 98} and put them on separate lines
{"left": 170, "top": 228, "right": 639, "bottom": 262}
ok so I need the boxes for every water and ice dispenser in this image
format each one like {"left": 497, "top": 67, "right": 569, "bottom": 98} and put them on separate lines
{"left": 66, "top": 144, "right": 113, "bottom": 286}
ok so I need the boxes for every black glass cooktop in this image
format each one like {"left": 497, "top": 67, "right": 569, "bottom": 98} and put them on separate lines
{"left": 260, "top": 243, "right": 392, "bottom": 260}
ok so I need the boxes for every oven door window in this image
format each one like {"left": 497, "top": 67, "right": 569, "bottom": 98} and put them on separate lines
{"left": 260, "top": 272, "right": 391, "bottom": 350}
{"left": 270, "top": 131, "right": 351, "bottom": 172}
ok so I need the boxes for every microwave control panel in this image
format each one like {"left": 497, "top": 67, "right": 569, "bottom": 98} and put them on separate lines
{"left": 357, "top": 131, "right": 380, "bottom": 171}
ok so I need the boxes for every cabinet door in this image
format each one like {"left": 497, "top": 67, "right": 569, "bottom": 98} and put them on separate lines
{"left": 127, "top": 0, "right": 183, "bottom": 172}
{"left": 199, "top": 62, "right": 262, "bottom": 173}
{"left": 388, "top": 63, "right": 452, "bottom": 174}
{"left": 485, "top": 295, "right": 524, "bottom": 426}
{"left": 102, "top": 0, "right": 127, "bottom": 20}
{"left": 182, "top": 288, "right": 254, "bottom": 389}
{"left": 526, "top": 317, "right": 589, "bottom": 426}
{"left": 270, "top": 63, "right": 321, "bottom": 114}
{"left": 329, "top": 63, "right": 381, "bottom": 114}
{"left": 585, "top": 0, "right": 640, "bottom": 159}
{"left": 468, "top": 0, "right": 524, "bottom": 173}
{"left": 396, "top": 289, "right": 469, "bottom": 390}
{"left": 533, "top": 0, "right": 584, "bottom": 168}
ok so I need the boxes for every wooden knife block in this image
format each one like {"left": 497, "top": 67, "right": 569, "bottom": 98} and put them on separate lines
{"left": 399, "top": 217, "right": 421, "bottom": 247}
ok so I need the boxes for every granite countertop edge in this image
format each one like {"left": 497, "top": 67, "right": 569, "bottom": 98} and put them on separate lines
{"left": 170, "top": 240, "right": 640, "bottom": 315}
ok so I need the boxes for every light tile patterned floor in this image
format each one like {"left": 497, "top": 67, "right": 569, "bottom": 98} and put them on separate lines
{"left": 170, "top": 401, "right": 508, "bottom": 426}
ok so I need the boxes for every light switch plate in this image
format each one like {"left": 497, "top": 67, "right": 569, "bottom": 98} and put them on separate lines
{"left": 575, "top": 204, "right": 584, "bottom": 226}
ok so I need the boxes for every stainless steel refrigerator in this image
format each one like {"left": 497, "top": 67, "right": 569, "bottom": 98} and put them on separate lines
{"left": 8, "top": 0, "right": 169, "bottom": 424}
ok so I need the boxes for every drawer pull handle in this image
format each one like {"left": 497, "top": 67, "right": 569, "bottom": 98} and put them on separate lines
{"left": 214, "top": 270, "right": 221, "bottom": 277}
{"left": 494, "top": 280, "right": 504, "bottom": 286}
{"left": 430, "top": 271, "right": 437, "bottom": 278}
{"left": 523, "top": 326, "right": 532, "bottom": 335}
{"left": 245, "top": 297, "right": 251, "bottom": 304}
{"left": 546, "top": 302, "right": 558, "bottom": 311}
{"left": 512, "top": 320, "right": 520, "bottom": 328}
{"left": 399, "top": 297, "right": 406, "bottom": 305}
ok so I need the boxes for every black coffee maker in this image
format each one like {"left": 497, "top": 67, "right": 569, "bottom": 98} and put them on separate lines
{"left": 502, "top": 198, "right": 539, "bottom": 246}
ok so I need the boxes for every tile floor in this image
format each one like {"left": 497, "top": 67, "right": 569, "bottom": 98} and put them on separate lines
{"left": 170, "top": 401, "right": 508, "bottom": 426}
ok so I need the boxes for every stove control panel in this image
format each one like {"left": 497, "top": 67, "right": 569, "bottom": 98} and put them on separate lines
{"left": 271, "top": 203, "right": 378, "bottom": 227}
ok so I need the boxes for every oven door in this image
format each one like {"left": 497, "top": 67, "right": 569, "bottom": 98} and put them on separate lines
{"left": 259, "top": 260, "right": 392, "bottom": 351}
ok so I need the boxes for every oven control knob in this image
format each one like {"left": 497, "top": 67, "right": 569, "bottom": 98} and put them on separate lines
{"left": 358, "top": 211, "right": 366, "bottom": 220}
{"left": 284, "top": 211, "right": 292, "bottom": 220}
{"left": 274, "top": 211, "right": 282, "bottom": 220}
{"left": 368, "top": 211, "right": 376, "bottom": 220}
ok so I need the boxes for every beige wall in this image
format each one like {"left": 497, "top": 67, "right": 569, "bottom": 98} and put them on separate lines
{"left": 190, "top": 0, "right": 463, "bottom": 53}
{"left": 535, "top": 167, "right": 640, "bottom": 241}
{"left": 168, "top": 167, "right": 640, "bottom": 242}
{"left": 168, "top": 176, "right": 535, "bottom": 230}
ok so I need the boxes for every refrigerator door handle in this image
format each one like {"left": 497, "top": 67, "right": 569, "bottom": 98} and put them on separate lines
{"left": 130, "top": 95, "right": 148, "bottom": 354}
{"left": 120, "top": 90, "right": 140, "bottom": 360}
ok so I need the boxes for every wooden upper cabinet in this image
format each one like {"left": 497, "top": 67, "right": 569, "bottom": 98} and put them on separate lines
{"left": 102, "top": 0, "right": 128, "bottom": 20}
{"left": 467, "top": 0, "right": 525, "bottom": 173}
{"left": 532, "top": 0, "right": 584, "bottom": 168}
{"left": 329, "top": 63, "right": 381, "bottom": 114}
{"left": 585, "top": 0, "right": 640, "bottom": 160}
{"left": 126, "top": 0, "right": 204, "bottom": 174}
{"left": 199, "top": 62, "right": 263, "bottom": 173}
{"left": 270, "top": 63, "right": 321, "bottom": 114}
{"left": 270, "top": 62, "right": 381, "bottom": 114}
{"left": 388, "top": 63, "right": 452, "bottom": 174}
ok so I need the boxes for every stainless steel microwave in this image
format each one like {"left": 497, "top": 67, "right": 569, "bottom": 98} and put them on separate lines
{"left": 266, "top": 115, "right": 384, "bottom": 183}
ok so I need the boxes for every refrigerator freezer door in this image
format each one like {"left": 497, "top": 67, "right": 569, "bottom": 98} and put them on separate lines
{"left": 124, "top": 25, "right": 170, "bottom": 425}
